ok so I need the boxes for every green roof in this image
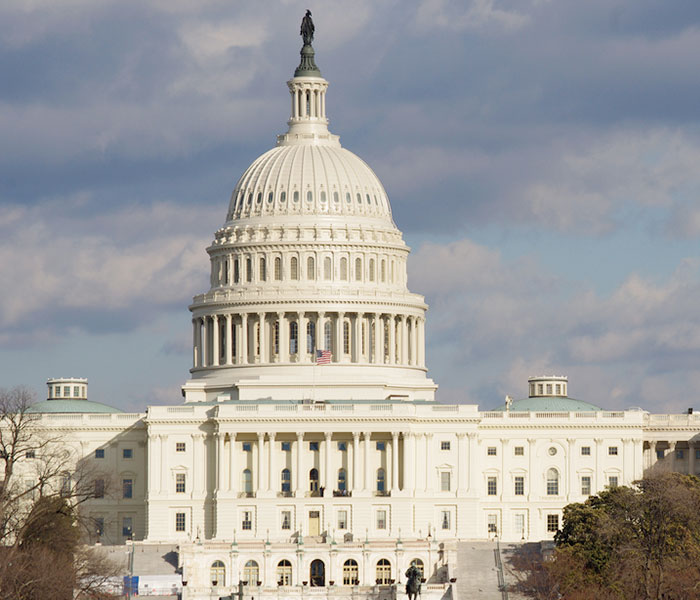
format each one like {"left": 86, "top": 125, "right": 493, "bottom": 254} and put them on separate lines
{"left": 27, "top": 399, "right": 123, "bottom": 414}
{"left": 491, "top": 396, "right": 602, "bottom": 412}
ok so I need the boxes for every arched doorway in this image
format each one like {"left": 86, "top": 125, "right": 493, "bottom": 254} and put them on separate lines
{"left": 310, "top": 559, "right": 325, "bottom": 587}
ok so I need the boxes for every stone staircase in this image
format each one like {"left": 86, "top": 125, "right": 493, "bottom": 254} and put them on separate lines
{"left": 454, "top": 541, "right": 526, "bottom": 600}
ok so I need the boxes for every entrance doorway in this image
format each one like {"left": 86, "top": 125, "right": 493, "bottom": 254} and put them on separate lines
{"left": 309, "top": 510, "right": 320, "bottom": 536}
{"left": 310, "top": 559, "right": 325, "bottom": 587}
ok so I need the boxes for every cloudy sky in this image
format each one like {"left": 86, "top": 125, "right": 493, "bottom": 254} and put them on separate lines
{"left": 2, "top": 0, "right": 700, "bottom": 413}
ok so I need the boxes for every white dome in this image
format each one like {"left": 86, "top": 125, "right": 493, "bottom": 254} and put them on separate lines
{"left": 226, "top": 144, "right": 394, "bottom": 223}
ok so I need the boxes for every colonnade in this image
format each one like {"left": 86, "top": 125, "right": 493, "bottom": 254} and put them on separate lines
{"left": 289, "top": 80, "right": 327, "bottom": 120}
{"left": 192, "top": 311, "right": 425, "bottom": 368}
{"left": 645, "top": 439, "right": 699, "bottom": 474}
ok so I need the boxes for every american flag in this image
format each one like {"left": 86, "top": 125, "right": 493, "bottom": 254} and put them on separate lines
{"left": 316, "top": 349, "right": 332, "bottom": 364}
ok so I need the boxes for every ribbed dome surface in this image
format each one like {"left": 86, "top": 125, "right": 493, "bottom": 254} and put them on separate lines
{"left": 226, "top": 145, "right": 393, "bottom": 223}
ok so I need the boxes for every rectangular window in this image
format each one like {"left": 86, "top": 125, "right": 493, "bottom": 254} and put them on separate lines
{"left": 376, "top": 509, "right": 387, "bottom": 530}
{"left": 338, "top": 509, "right": 348, "bottom": 530}
{"left": 176, "top": 473, "right": 186, "bottom": 493}
{"left": 514, "top": 476, "right": 524, "bottom": 496}
{"left": 546, "top": 384, "right": 552, "bottom": 394}
{"left": 581, "top": 476, "right": 591, "bottom": 495}
{"left": 487, "top": 476, "right": 497, "bottom": 496}
{"left": 514, "top": 446, "right": 524, "bottom": 456}
{"left": 25, "top": 450, "right": 35, "bottom": 459}
{"left": 123, "top": 448, "right": 133, "bottom": 459}
{"left": 176, "top": 442, "right": 186, "bottom": 452}
{"left": 242, "top": 442, "right": 252, "bottom": 452}
{"left": 242, "top": 511, "right": 252, "bottom": 531}
{"left": 376, "top": 441, "right": 386, "bottom": 451}
{"left": 64, "top": 386, "right": 70, "bottom": 397}
{"left": 95, "top": 448, "right": 105, "bottom": 459}
{"left": 487, "top": 514, "right": 498, "bottom": 534}
{"left": 537, "top": 384, "right": 543, "bottom": 395}
{"left": 175, "top": 512, "right": 186, "bottom": 532}
{"left": 555, "top": 384, "right": 561, "bottom": 395}
{"left": 441, "top": 441, "right": 451, "bottom": 451}
{"left": 122, "top": 517, "right": 133, "bottom": 538}
{"left": 696, "top": 449, "right": 700, "bottom": 460}
{"left": 608, "top": 446, "right": 618, "bottom": 456}
{"left": 95, "top": 517, "right": 104, "bottom": 537}
{"left": 487, "top": 447, "right": 497, "bottom": 456}
{"left": 94, "top": 479, "right": 105, "bottom": 498}
{"left": 338, "top": 442, "right": 347, "bottom": 451}
{"left": 547, "top": 514, "right": 559, "bottom": 532}
{"left": 309, "top": 441, "right": 319, "bottom": 451}
{"left": 73, "top": 386, "right": 80, "bottom": 397}
{"left": 441, "top": 510, "right": 451, "bottom": 530}
{"left": 440, "top": 471, "right": 451, "bottom": 492}
{"left": 581, "top": 446, "right": 591, "bottom": 456}
{"left": 281, "top": 510, "right": 291, "bottom": 530}
{"left": 122, "top": 479, "right": 133, "bottom": 499}
{"left": 657, "top": 449, "right": 665, "bottom": 460}
{"left": 608, "top": 476, "right": 618, "bottom": 488}
{"left": 281, "top": 442, "right": 291, "bottom": 451}
{"left": 676, "top": 449, "right": 684, "bottom": 459}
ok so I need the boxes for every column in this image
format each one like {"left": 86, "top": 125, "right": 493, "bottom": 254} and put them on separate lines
{"left": 633, "top": 438, "right": 643, "bottom": 480}
{"left": 668, "top": 441, "right": 677, "bottom": 472}
{"left": 594, "top": 438, "right": 603, "bottom": 493}
{"left": 192, "top": 319, "right": 199, "bottom": 368}
{"left": 352, "top": 313, "right": 361, "bottom": 363}
{"left": 217, "top": 433, "right": 225, "bottom": 491}
{"left": 229, "top": 433, "right": 237, "bottom": 494}
{"left": 240, "top": 313, "right": 248, "bottom": 365}
{"left": 400, "top": 315, "right": 408, "bottom": 365}
{"left": 201, "top": 317, "right": 209, "bottom": 366}
{"left": 278, "top": 313, "right": 289, "bottom": 362}
{"left": 225, "top": 314, "right": 233, "bottom": 365}
{"left": 212, "top": 315, "right": 220, "bottom": 366}
{"left": 467, "top": 433, "right": 477, "bottom": 494}
{"left": 404, "top": 433, "right": 416, "bottom": 495}
{"left": 268, "top": 433, "right": 276, "bottom": 493}
{"left": 193, "top": 433, "right": 206, "bottom": 494}
{"left": 690, "top": 442, "right": 696, "bottom": 476}
{"left": 353, "top": 432, "right": 361, "bottom": 492}
{"left": 335, "top": 312, "right": 344, "bottom": 362}
{"left": 622, "top": 438, "right": 631, "bottom": 485}
{"left": 295, "top": 432, "right": 304, "bottom": 497}
{"left": 425, "top": 433, "right": 434, "bottom": 492}
{"left": 314, "top": 312, "right": 330, "bottom": 354}
{"left": 324, "top": 432, "right": 332, "bottom": 496}
{"left": 299, "top": 312, "right": 308, "bottom": 360}
{"left": 411, "top": 317, "right": 418, "bottom": 366}
{"left": 456, "top": 433, "right": 468, "bottom": 495}
{"left": 648, "top": 440, "right": 657, "bottom": 469}
{"left": 150, "top": 434, "right": 161, "bottom": 494}
{"left": 257, "top": 433, "right": 265, "bottom": 495}
{"left": 527, "top": 439, "right": 536, "bottom": 500}
{"left": 364, "top": 433, "right": 371, "bottom": 491}
{"left": 567, "top": 438, "right": 576, "bottom": 500}
{"left": 373, "top": 313, "right": 382, "bottom": 364}
{"left": 501, "top": 438, "right": 508, "bottom": 501}
{"left": 258, "top": 312, "right": 266, "bottom": 363}
{"left": 159, "top": 435, "right": 167, "bottom": 493}
{"left": 388, "top": 315, "right": 396, "bottom": 364}
{"left": 418, "top": 317, "right": 425, "bottom": 367}
{"left": 391, "top": 432, "right": 399, "bottom": 493}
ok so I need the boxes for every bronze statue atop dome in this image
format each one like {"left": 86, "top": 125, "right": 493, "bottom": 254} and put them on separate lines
{"left": 301, "top": 10, "right": 314, "bottom": 46}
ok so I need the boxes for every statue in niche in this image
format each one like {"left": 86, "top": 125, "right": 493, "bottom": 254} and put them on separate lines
{"left": 301, "top": 10, "right": 315, "bottom": 45}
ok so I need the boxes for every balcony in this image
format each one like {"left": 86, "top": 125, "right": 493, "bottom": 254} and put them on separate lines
{"left": 333, "top": 489, "right": 352, "bottom": 497}
{"left": 238, "top": 491, "right": 256, "bottom": 498}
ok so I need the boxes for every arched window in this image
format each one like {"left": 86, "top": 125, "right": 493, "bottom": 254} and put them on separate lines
{"left": 310, "top": 559, "right": 325, "bottom": 587}
{"left": 369, "top": 258, "right": 375, "bottom": 282}
{"left": 223, "top": 259, "right": 229, "bottom": 284}
{"left": 324, "top": 256, "right": 332, "bottom": 280}
{"left": 243, "top": 560, "right": 259, "bottom": 585}
{"left": 410, "top": 559, "right": 424, "bottom": 577}
{"left": 277, "top": 560, "right": 292, "bottom": 586}
{"left": 343, "top": 321, "right": 350, "bottom": 354}
{"left": 246, "top": 257, "right": 252, "bottom": 282}
{"left": 343, "top": 559, "right": 358, "bottom": 585}
{"left": 242, "top": 469, "right": 252, "bottom": 494}
{"left": 274, "top": 257, "right": 281, "bottom": 280}
{"left": 307, "top": 321, "right": 315, "bottom": 353}
{"left": 210, "top": 560, "right": 226, "bottom": 586}
{"left": 290, "top": 257, "right": 298, "bottom": 280}
{"left": 338, "top": 468, "right": 347, "bottom": 492}
{"left": 309, "top": 468, "right": 319, "bottom": 493}
{"left": 281, "top": 468, "right": 291, "bottom": 493}
{"left": 547, "top": 468, "right": 559, "bottom": 496}
{"left": 355, "top": 258, "right": 362, "bottom": 281}
{"left": 290, "top": 321, "right": 298, "bottom": 354}
{"left": 340, "top": 257, "right": 348, "bottom": 280}
{"left": 381, "top": 259, "right": 386, "bottom": 282}
{"left": 274, "top": 320, "right": 279, "bottom": 354}
{"left": 324, "top": 322, "right": 332, "bottom": 353}
{"left": 234, "top": 258, "right": 240, "bottom": 283}
{"left": 259, "top": 257, "right": 266, "bottom": 281}
{"left": 376, "top": 559, "right": 391, "bottom": 585}
{"left": 307, "top": 256, "right": 315, "bottom": 280}
{"left": 376, "top": 468, "right": 386, "bottom": 493}
{"left": 390, "top": 260, "right": 395, "bottom": 283}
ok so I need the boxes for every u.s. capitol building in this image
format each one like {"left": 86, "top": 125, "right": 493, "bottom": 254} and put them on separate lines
{"left": 20, "top": 19, "right": 700, "bottom": 600}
